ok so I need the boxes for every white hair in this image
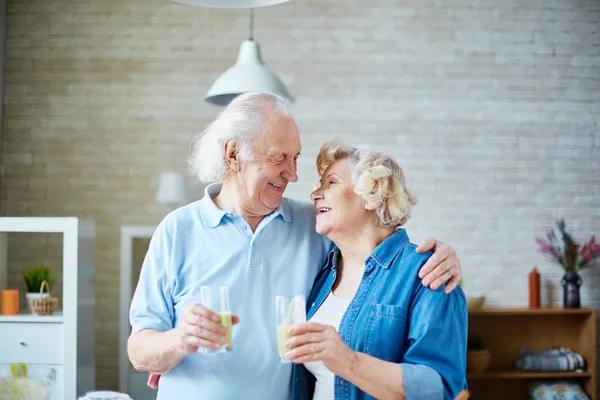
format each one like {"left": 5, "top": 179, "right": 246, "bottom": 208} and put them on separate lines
{"left": 315, "top": 139, "right": 417, "bottom": 229}
{"left": 188, "top": 93, "right": 293, "bottom": 182}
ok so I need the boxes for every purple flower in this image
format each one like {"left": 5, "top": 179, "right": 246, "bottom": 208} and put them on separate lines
{"left": 579, "top": 235, "right": 600, "bottom": 265}
{"left": 536, "top": 221, "right": 598, "bottom": 272}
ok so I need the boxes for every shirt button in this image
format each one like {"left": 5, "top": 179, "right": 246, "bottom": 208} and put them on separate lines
{"left": 240, "top": 224, "right": 247, "bottom": 230}
{"left": 311, "top": 302, "right": 316, "bottom": 307}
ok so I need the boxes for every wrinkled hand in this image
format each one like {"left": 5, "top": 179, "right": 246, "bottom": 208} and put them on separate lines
{"left": 146, "top": 304, "right": 240, "bottom": 390}
{"left": 175, "top": 303, "right": 239, "bottom": 355}
{"left": 285, "top": 322, "right": 356, "bottom": 376}
{"left": 416, "top": 237, "right": 462, "bottom": 294}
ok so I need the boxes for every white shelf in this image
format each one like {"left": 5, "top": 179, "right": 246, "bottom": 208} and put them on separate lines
{"left": 0, "top": 217, "right": 79, "bottom": 233}
{"left": 0, "top": 217, "right": 96, "bottom": 399}
{"left": 0, "top": 312, "right": 63, "bottom": 323}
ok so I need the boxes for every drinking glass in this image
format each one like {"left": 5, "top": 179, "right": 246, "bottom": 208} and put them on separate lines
{"left": 200, "top": 285, "right": 233, "bottom": 352}
{"left": 275, "top": 294, "right": 306, "bottom": 363}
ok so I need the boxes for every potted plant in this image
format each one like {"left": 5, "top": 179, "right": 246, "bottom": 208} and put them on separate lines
{"left": 536, "top": 219, "right": 600, "bottom": 308}
{"left": 22, "top": 264, "right": 56, "bottom": 314}
{"left": 467, "top": 335, "right": 491, "bottom": 374}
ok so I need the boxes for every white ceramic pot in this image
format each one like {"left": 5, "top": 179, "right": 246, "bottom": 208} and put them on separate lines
{"left": 78, "top": 391, "right": 132, "bottom": 400}
{"left": 25, "top": 292, "right": 49, "bottom": 314}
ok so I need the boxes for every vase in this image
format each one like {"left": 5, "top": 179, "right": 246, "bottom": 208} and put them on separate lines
{"left": 467, "top": 349, "right": 491, "bottom": 374}
{"left": 26, "top": 292, "right": 49, "bottom": 314}
{"left": 561, "top": 271, "right": 582, "bottom": 309}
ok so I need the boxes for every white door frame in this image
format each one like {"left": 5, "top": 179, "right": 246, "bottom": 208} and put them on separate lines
{"left": 119, "top": 225, "right": 157, "bottom": 394}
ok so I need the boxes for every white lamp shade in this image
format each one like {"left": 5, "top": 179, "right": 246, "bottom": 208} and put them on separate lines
{"left": 155, "top": 173, "right": 190, "bottom": 208}
{"left": 171, "top": 0, "right": 289, "bottom": 8}
{"left": 205, "top": 40, "right": 293, "bottom": 106}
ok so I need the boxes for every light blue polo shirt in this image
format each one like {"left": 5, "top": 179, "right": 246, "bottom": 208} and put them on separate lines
{"left": 130, "top": 183, "right": 331, "bottom": 400}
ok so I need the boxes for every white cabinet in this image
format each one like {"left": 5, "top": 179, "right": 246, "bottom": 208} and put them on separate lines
{"left": 0, "top": 217, "right": 95, "bottom": 400}
{"left": 0, "top": 322, "right": 64, "bottom": 364}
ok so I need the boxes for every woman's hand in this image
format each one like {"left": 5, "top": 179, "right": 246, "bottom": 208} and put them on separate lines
{"left": 285, "top": 322, "right": 356, "bottom": 376}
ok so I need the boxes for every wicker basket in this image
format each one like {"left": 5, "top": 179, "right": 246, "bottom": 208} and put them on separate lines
{"left": 31, "top": 281, "right": 58, "bottom": 316}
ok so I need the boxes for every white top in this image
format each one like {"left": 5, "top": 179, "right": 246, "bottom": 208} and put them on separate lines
{"left": 305, "top": 291, "right": 352, "bottom": 400}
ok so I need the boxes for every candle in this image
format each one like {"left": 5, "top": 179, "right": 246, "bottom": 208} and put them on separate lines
{"left": 1, "top": 289, "right": 19, "bottom": 315}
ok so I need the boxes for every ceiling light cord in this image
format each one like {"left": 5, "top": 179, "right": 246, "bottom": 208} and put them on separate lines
{"left": 249, "top": 8, "right": 254, "bottom": 41}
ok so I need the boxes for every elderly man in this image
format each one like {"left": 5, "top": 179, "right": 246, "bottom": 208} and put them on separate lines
{"left": 128, "top": 93, "right": 462, "bottom": 400}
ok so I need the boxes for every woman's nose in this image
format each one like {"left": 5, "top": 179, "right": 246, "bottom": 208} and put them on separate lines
{"left": 310, "top": 187, "right": 323, "bottom": 201}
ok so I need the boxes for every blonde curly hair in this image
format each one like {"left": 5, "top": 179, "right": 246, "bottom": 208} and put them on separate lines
{"left": 315, "top": 139, "right": 417, "bottom": 229}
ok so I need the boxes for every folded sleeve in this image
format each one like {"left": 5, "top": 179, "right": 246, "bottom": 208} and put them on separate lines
{"left": 400, "top": 284, "right": 468, "bottom": 400}
{"left": 129, "top": 219, "right": 175, "bottom": 333}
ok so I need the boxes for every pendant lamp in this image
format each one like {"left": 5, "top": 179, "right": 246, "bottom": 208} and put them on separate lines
{"left": 204, "top": 9, "right": 293, "bottom": 106}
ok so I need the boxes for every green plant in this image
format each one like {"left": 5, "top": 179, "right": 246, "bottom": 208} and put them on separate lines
{"left": 22, "top": 264, "right": 55, "bottom": 293}
{"left": 467, "top": 336, "right": 487, "bottom": 351}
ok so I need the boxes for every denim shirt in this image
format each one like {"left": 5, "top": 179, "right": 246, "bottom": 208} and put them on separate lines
{"left": 292, "top": 229, "right": 468, "bottom": 400}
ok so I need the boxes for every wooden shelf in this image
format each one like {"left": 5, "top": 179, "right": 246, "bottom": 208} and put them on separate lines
{"left": 467, "top": 309, "right": 596, "bottom": 399}
{"left": 469, "top": 307, "right": 594, "bottom": 316}
{"left": 0, "top": 311, "right": 63, "bottom": 323}
{"left": 467, "top": 369, "right": 592, "bottom": 380}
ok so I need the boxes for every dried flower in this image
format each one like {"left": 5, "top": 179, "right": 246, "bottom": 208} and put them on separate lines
{"left": 536, "top": 220, "right": 600, "bottom": 272}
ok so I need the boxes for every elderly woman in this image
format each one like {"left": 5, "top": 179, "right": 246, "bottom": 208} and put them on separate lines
{"left": 287, "top": 140, "right": 468, "bottom": 400}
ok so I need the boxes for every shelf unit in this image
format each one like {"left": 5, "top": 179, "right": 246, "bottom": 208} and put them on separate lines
{"left": 0, "top": 312, "right": 64, "bottom": 323}
{"left": 467, "top": 369, "right": 592, "bottom": 380}
{"left": 467, "top": 308, "right": 596, "bottom": 400}
{"left": 0, "top": 217, "right": 95, "bottom": 400}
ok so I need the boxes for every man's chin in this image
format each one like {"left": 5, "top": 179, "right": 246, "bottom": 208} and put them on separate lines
{"left": 263, "top": 199, "right": 284, "bottom": 211}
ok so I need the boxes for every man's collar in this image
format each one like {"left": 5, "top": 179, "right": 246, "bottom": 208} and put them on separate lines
{"left": 276, "top": 200, "right": 292, "bottom": 223}
{"left": 199, "top": 182, "right": 227, "bottom": 228}
{"left": 200, "top": 182, "right": 292, "bottom": 228}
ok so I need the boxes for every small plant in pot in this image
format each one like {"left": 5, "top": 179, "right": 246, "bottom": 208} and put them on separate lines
{"left": 467, "top": 335, "right": 491, "bottom": 374}
{"left": 22, "top": 264, "right": 56, "bottom": 314}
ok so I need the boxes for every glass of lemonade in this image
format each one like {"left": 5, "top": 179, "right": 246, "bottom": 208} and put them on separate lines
{"left": 275, "top": 295, "right": 306, "bottom": 363}
{"left": 200, "top": 285, "right": 233, "bottom": 352}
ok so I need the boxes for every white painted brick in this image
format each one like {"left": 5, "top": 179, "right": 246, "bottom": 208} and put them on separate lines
{"left": 1, "top": 0, "right": 599, "bottom": 393}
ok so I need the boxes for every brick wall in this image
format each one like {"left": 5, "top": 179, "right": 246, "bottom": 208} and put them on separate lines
{"left": 2, "top": 0, "right": 599, "bottom": 394}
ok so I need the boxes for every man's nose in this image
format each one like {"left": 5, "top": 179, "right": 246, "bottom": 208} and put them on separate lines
{"left": 282, "top": 159, "right": 298, "bottom": 183}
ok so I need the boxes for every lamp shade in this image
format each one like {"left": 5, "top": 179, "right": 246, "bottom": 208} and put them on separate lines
{"left": 205, "top": 40, "right": 293, "bottom": 106}
{"left": 171, "top": 0, "right": 289, "bottom": 8}
{"left": 155, "top": 173, "right": 190, "bottom": 210}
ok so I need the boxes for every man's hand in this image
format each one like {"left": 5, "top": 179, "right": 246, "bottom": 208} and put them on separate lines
{"left": 175, "top": 303, "right": 239, "bottom": 355}
{"left": 416, "top": 237, "right": 462, "bottom": 294}
{"left": 455, "top": 390, "right": 470, "bottom": 400}
{"left": 146, "top": 305, "right": 240, "bottom": 390}
{"left": 147, "top": 373, "right": 160, "bottom": 390}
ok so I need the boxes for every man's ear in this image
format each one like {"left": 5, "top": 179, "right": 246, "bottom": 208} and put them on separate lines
{"left": 224, "top": 139, "right": 241, "bottom": 172}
